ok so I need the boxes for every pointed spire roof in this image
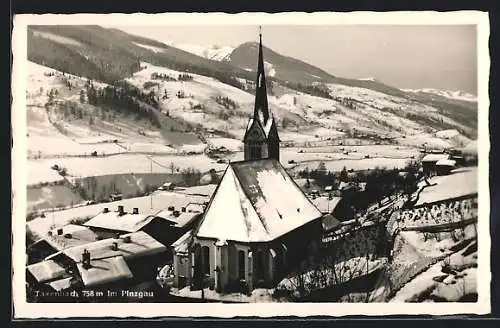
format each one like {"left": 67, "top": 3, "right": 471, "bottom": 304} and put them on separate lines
{"left": 253, "top": 27, "right": 270, "bottom": 124}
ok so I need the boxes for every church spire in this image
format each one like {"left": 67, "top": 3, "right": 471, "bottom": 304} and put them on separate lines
{"left": 253, "top": 26, "right": 269, "bottom": 124}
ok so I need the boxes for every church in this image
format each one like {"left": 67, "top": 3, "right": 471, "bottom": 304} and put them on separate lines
{"left": 171, "top": 32, "right": 324, "bottom": 294}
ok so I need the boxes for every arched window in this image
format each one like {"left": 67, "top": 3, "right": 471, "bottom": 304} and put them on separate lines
{"left": 238, "top": 250, "right": 246, "bottom": 280}
{"left": 202, "top": 246, "right": 210, "bottom": 275}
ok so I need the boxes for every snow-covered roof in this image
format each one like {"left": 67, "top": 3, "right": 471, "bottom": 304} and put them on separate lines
{"left": 195, "top": 159, "right": 322, "bottom": 243}
{"left": 62, "top": 231, "right": 167, "bottom": 263}
{"left": 27, "top": 259, "right": 68, "bottom": 283}
{"left": 172, "top": 230, "right": 193, "bottom": 254}
{"left": 263, "top": 116, "right": 274, "bottom": 137}
{"left": 45, "top": 224, "right": 100, "bottom": 251}
{"left": 77, "top": 255, "right": 133, "bottom": 287}
{"left": 311, "top": 196, "right": 342, "bottom": 214}
{"left": 84, "top": 210, "right": 153, "bottom": 233}
{"left": 48, "top": 277, "right": 73, "bottom": 291}
{"left": 152, "top": 209, "right": 202, "bottom": 228}
{"left": 436, "top": 159, "right": 456, "bottom": 167}
{"left": 421, "top": 154, "right": 449, "bottom": 163}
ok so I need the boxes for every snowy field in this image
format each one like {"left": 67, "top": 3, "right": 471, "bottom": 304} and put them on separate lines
{"left": 27, "top": 153, "right": 228, "bottom": 185}
{"left": 27, "top": 185, "right": 84, "bottom": 212}
{"left": 28, "top": 135, "right": 127, "bottom": 157}
{"left": 206, "top": 137, "right": 243, "bottom": 152}
{"left": 293, "top": 158, "right": 410, "bottom": 172}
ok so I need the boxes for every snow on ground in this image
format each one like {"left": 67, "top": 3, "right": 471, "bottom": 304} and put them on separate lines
{"left": 28, "top": 135, "right": 126, "bottom": 157}
{"left": 403, "top": 88, "right": 477, "bottom": 103}
{"left": 27, "top": 185, "right": 84, "bottom": 212}
{"left": 27, "top": 165, "right": 65, "bottom": 186}
{"left": 390, "top": 261, "right": 443, "bottom": 302}
{"left": 459, "top": 140, "right": 478, "bottom": 155}
{"left": 399, "top": 231, "right": 456, "bottom": 257}
{"left": 130, "top": 62, "right": 253, "bottom": 105}
{"left": 431, "top": 267, "right": 477, "bottom": 301}
{"left": 396, "top": 133, "right": 454, "bottom": 149}
{"left": 415, "top": 167, "right": 478, "bottom": 206}
{"left": 32, "top": 31, "right": 83, "bottom": 47}
{"left": 176, "top": 143, "right": 208, "bottom": 153}
{"left": 117, "top": 142, "right": 177, "bottom": 154}
{"left": 289, "top": 145, "right": 419, "bottom": 158}
{"left": 133, "top": 42, "right": 165, "bottom": 53}
{"left": 294, "top": 157, "right": 409, "bottom": 172}
{"left": 391, "top": 251, "right": 477, "bottom": 303}
{"left": 207, "top": 137, "right": 243, "bottom": 151}
{"left": 435, "top": 129, "right": 460, "bottom": 139}
{"left": 163, "top": 41, "right": 234, "bottom": 61}
{"left": 28, "top": 153, "right": 227, "bottom": 184}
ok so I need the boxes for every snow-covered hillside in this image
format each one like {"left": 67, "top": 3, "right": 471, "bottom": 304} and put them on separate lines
{"left": 26, "top": 61, "right": 201, "bottom": 160}
{"left": 162, "top": 41, "right": 234, "bottom": 61}
{"left": 402, "top": 88, "right": 477, "bottom": 103}
{"left": 27, "top": 58, "right": 475, "bottom": 159}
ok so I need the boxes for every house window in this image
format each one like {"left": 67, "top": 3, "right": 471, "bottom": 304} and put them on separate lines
{"left": 202, "top": 246, "right": 210, "bottom": 275}
{"left": 238, "top": 250, "right": 246, "bottom": 280}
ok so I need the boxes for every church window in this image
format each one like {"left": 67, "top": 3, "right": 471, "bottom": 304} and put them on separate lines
{"left": 238, "top": 250, "right": 246, "bottom": 280}
{"left": 202, "top": 246, "right": 210, "bottom": 275}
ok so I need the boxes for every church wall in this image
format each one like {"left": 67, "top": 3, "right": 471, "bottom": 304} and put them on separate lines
{"left": 173, "top": 252, "right": 191, "bottom": 288}
{"left": 194, "top": 237, "right": 216, "bottom": 281}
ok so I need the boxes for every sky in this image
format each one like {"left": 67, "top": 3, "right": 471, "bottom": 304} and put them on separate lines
{"left": 111, "top": 25, "right": 477, "bottom": 94}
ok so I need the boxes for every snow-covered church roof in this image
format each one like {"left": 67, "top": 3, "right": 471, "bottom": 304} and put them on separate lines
{"left": 194, "top": 159, "right": 322, "bottom": 243}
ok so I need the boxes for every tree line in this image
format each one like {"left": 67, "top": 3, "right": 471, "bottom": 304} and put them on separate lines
{"left": 84, "top": 80, "right": 162, "bottom": 128}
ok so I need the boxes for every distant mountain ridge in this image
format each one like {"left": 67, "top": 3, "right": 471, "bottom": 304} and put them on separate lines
{"left": 402, "top": 88, "right": 477, "bottom": 103}
{"left": 26, "top": 25, "right": 478, "bottom": 139}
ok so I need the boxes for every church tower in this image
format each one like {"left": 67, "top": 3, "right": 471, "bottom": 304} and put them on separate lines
{"left": 243, "top": 28, "right": 280, "bottom": 161}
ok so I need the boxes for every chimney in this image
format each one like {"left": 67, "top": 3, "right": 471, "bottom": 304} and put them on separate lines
{"left": 173, "top": 210, "right": 180, "bottom": 217}
{"left": 64, "top": 233, "right": 72, "bottom": 239}
{"left": 82, "top": 249, "right": 91, "bottom": 269}
{"left": 103, "top": 207, "right": 109, "bottom": 213}
{"left": 57, "top": 228, "right": 63, "bottom": 235}
{"left": 48, "top": 230, "right": 53, "bottom": 236}
{"left": 123, "top": 235, "right": 132, "bottom": 243}
{"left": 181, "top": 207, "right": 186, "bottom": 213}
{"left": 117, "top": 205, "right": 125, "bottom": 216}
{"left": 133, "top": 207, "right": 139, "bottom": 215}
{"left": 111, "top": 242, "right": 118, "bottom": 251}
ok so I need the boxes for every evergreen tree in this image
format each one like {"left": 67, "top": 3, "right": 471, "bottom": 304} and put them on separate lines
{"left": 340, "top": 166, "right": 348, "bottom": 182}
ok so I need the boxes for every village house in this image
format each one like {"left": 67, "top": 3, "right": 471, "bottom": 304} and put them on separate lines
{"left": 171, "top": 32, "right": 325, "bottom": 295}
{"left": 421, "top": 153, "right": 450, "bottom": 176}
{"left": 26, "top": 231, "right": 168, "bottom": 299}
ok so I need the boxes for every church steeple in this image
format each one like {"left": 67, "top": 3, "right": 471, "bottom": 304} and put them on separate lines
{"left": 243, "top": 27, "right": 280, "bottom": 162}
{"left": 253, "top": 27, "right": 269, "bottom": 124}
